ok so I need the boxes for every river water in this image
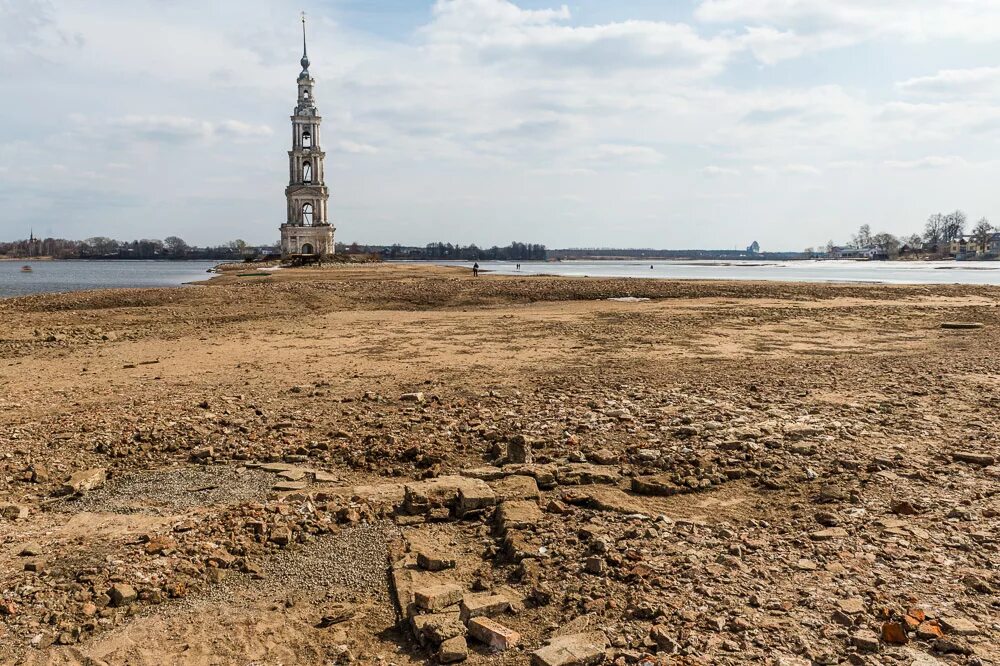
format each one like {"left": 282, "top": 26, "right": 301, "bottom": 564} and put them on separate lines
{"left": 0, "top": 260, "right": 219, "bottom": 298}
{"left": 456, "top": 259, "right": 1000, "bottom": 285}
{"left": 6, "top": 259, "right": 1000, "bottom": 298}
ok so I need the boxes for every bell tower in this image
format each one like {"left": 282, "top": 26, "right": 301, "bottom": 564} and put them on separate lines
{"left": 280, "top": 13, "right": 334, "bottom": 259}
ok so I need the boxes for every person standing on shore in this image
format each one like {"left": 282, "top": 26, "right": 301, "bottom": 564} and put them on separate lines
{"left": 473, "top": 262, "right": 480, "bottom": 277}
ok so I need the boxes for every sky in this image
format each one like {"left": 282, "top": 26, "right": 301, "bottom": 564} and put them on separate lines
{"left": 2, "top": 0, "right": 1000, "bottom": 250}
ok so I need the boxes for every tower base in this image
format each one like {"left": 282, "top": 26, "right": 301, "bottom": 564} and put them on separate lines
{"left": 280, "top": 224, "right": 335, "bottom": 259}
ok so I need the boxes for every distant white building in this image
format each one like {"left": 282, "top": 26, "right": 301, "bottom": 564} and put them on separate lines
{"left": 830, "top": 246, "right": 888, "bottom": 260}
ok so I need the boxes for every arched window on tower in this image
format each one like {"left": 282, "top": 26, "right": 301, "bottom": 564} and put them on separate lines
{"left": 303, "top": 89, "right": 311, "bottom": 100}
{"left": 302, "top": 203, "right": 314, "bottom": 226}
{"left": 302, "top": 131, "right": 312, "bottom": 149}
{"left": 303, "top": 161, "right": 313, "bottom": 184}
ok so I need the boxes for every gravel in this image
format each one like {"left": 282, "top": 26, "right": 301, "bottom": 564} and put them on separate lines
{"left": 200, "top": 520, "right": 402, "bottom": 604}
{"left": 63, "top": 464, "right": 275, "bottom": 514}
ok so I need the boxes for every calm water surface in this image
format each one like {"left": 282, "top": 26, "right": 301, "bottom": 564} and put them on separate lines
{"left": 443, "top": 259, "right": 1000, "bottom": 285}
{"left": 0, "top": 261, "right": 219, "bottom": 297}
{"left": 8, "top": 259, "right": 1000, "bottom": 298}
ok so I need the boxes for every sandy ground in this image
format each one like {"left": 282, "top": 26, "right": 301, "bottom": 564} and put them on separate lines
{"left": 0, "top": 263, "right": 997, "bottom": 666}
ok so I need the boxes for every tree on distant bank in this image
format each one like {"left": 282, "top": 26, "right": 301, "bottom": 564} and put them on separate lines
{"left": 228, "top": 239, "right": 248, "bottom": 255}
{"left": 852, "top": 224, "right": 872, "bottom": 248}
{"left": 871, "top": 232, "right": 901, "bottom": 257}
{"left": 972, "top": 217, "right": 993, "bottom": 253}
{"left": 164, "top": 236, "right": 189, "bottom": 258}
{"left": 83, "top": 236, "right": 120, "bottom": 257}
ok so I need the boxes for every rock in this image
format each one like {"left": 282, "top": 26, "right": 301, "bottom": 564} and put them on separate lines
{"left": 272, "top": 481, "right": 308, "bottom": 491}
{"left": 631, "top": 475, "right": 680, "bottom": 496}
{"left": 851, "top": 630, "right": 880, "bottom": 652}
{"left": 490, "top": 475, "right": 540, "bottom": 502}
{"left": 837, "top": 598, "right": 866, "bottom": 615}
{"left": 62, "top": 468, "right": 107, "bottom": 494}
{"left": 649, "top": 625, "right": 679, "bottom": 654}
{"left": 401, "top": 392, "right": 425, "bottom": 403}
{"left": 414, "top": 613, "right": 466, "bottom": 645}
{"left": 415, "top": 583, "right": 463, "bottom": 611}
{"left": 108, "top": 583, "right": 137, "bottom": 607}
{"left": 532, "top": 631, "right": 609, "bottom": 666}
{"left": 277, "top": 468, "right": 306, "bottom": 481}
{"left": 316, "top": 603, "right": 358, "bottom": 627}
{"left": 405, "top": 476, "right": 496, "bottom": 517}
{"left": 495, "top": 500, "right": 543, "bottom": 534}
{"left": 557, "top": 464, "right": 619, "bottom": 486}
{"left": 417, "top": 549, "right": 457, "bottom": 572}
{"left": 0, "top": 503, "right": 28, "bottom": 520}
{"left": 890, "top": 499, "right": 921, "bottom": 515}
{"left": 939, "top": 616, "right": 979, "bottom": 636}
{"left": 589, "top": 448, "right": 618, "bottom": 465}
{"left": 952, "top": 451, "right": 994, "bottom": 466}
{"left": 774, "top": 656, "right": 811, "bottom": 666}
{"left": 810, "top": 527, "right": 848, "bottom": 540}
{"left": 933, "top": 637, "right": 972, "bottom": 655}
{"left": 18, "top": 542, "right": 42, "bottom": 557}
{"left": 269, "top": 526, "right": 293, "bottom": 546}
{"left": 584, "top": 557, "right": 605, "bottom": 575}
{"left": 459, "top": 594, "right": 511, "bottom": 623}
{"left": 456, "top": 481, "right": 497, "bottom": 517}
{"left": 882, "top": 621, "right": 908, "bottom": 645}
{"left": 916, "top": 621, "right": 944, "bottom": 640}
{"left": 784, "top": 423, "right": 823, "bottom": 440}
{"left": 508, "top": 435, "right": 533, "bottom": 464}
{"left": 23, "top": 559, "right": 45, "bottom": 573}
{"left": 546, "top": 499, "right": 571, "bottom": 514}
{"left": 461, "top": 466, "right": 506, "bottom": 481}
{"left": 439, "top": 635, "right": 469, "bottom": 663}
{"left": 468, "top": 617, "right": 520, "bottom": 651}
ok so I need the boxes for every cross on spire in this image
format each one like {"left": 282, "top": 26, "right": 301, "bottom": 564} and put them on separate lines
{"left": 299, "top": 11, "right": 310, "bottom": 77}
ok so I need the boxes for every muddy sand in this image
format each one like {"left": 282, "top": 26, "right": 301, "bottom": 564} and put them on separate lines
{"left": 0, "top": 263, "right": 997, "bottom": 665}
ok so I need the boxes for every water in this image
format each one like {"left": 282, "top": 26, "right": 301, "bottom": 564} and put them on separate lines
{"left": 8, "top": 259, "right": 1000, "bottom": 298}
{"left": 0, "top": 260, "right": 219, "bottom": 298}
{"left": 448, "top": 259, "right": 1000, "bottom": 285}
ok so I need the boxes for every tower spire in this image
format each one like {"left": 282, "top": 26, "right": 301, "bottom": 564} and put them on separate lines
{"left": 299, "top": 12, "right": 310, "bottom": 77}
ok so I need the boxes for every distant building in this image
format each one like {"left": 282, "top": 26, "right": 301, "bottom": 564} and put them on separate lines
{"left": 27, "top": 230, "right": 42, "bottom": 257}
{"left": 280, "top": 15, "right": 335, "bottom": 260}
{"left": 829, "top": 245, "right": 888, "bottom": 260}
{"left": 746, "top": 241, "right": 760, "bottom": 255}
{"left": 952, "top": 232, "right": 1000, "bottom": 259}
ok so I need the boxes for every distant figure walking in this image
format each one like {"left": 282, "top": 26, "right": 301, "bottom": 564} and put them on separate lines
{"left": 516, "top": 263, "right": 521, "bottom": 271}
{"left": 650, "top": 265, "right": 654, "bottom": 269}
{"left": 473, "top": 262, "right": 480, "bottom": 277}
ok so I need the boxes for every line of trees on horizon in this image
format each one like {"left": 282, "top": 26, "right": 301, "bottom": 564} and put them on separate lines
{"left": 812, "top": 210, "right": 996, "bottom": 258}
{"left": 1, "top": 235, "right": 266, "bottom": 260}
{"left": 339, "top": 241, "right": 548, "bottom": 261}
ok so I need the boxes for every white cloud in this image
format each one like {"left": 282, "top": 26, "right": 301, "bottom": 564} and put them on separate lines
{"left": 781, "top": 163, "right": 821, "bottom": 175}
{"left": 883, "top": 156, "right": 966, "bottom": 169}
{"left": 591, "top": 143, "right": 665, "bottom": 166}
{"left": 897, "top": 67, "right": 1000, "bottom": 98}
{"left": 701, "top": 165, "right": 740, "bottom": 176}
{"left": 216, "top": 120, "right": 274, "bottom": 140}
{"left": 423, "top": 0, "right": 737, "bottom": 77}
{"left": 697, "top": 0, "right": 1000, "bottom": 63}
{"left": 336, "top": 140, "right": 379, "bottom": 155}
